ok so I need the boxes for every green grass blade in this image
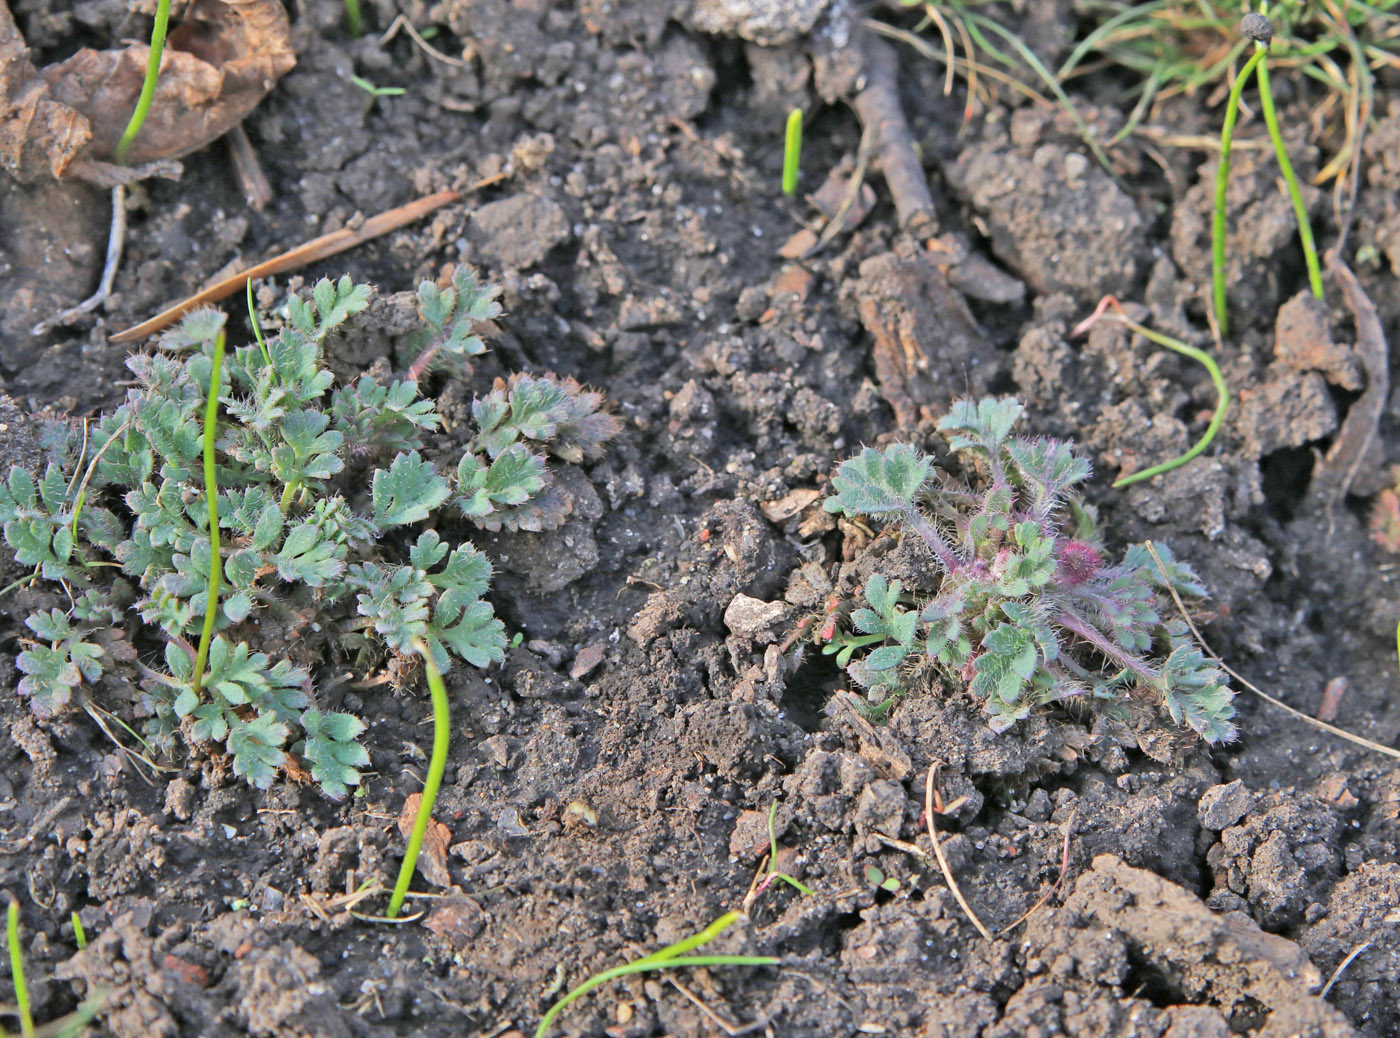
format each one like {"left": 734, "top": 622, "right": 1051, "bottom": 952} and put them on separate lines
{"left": 1111, "top": 318, "right": 1230, "bottom": 487}
{"left": 190, "top": 330, "right": 226, "bottom": 701}
{"left": 961, "top": 10, "right": 1119, "bottom": 176}
{"left": 534, "top": 910, "right": 778, "bottom": 1038}
{"left": 1212, "top": 46, "right": 1269, "bottom": 338}
{"left": 114, "top": 0, "right": 172, "bottom": 164}
{"left": 387, "top": 643, "right": 451, "bottom": 918}
{"left": 8, "top": 900, "right": 33, "bottom": 1038}
{"left": 782, "top": 109, "right": 803, "bottom": 196}
{"left": 1255, "top": 54, "right": 1324, "bottom": 300}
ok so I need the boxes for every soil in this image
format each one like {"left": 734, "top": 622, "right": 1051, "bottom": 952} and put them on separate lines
{"left": 2, "top": 1, "right": 1399, "bottom": 1036}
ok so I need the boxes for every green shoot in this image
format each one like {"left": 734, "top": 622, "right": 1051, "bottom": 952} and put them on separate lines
{"left": 1254, "top": 47, "right": 1324, "bottom": 301}
{"left": 114, "top": 0, "right": 172, "bottom": 164}
{"left": 386, "top": 641, "right": 450, "bottom": 919}
{"left": 246, "top": 279, "right": 273, "bottom": 376}
{"left": 1212, "top": 46, "right": 1269, "bottom": 338}
{"left": 344, "top": 0, "right": 362, "bottom": 36}
{"left": 782, "top": 109, "right": 803, "bottom": 196}
{"left": 350, "top": 76, "right": 406, "bottom": 98}
{"left": 71, "top": 912, "right": 86, "bottom": 950}
{"left": 1212, "top": 15, "right": 1324, "bottom": 337}
{"left": 1074, "top": 298, "right": 1230, "bottom": 488}
{"left": 757, "top": 802, "right": 813, "bottom": 897}
{"left": 191, "top": 330, "right": 226, "bottom": 702}
{"left": 534, "top": 911, "right": 778, "bottom": 1038}
{"left": 8, "top": 900, "right": 33, "bottom": 1038}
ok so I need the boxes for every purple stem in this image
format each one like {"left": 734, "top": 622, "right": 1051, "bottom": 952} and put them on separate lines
{"left": 1054, "top": 608, "right": 1159, "bottom": 684}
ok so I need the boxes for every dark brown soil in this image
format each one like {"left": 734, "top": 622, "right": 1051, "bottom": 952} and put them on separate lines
{"left": 2, "top": 1, "right": 1399, "bottom": 1036}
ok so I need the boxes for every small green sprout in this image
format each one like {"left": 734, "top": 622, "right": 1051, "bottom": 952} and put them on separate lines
{"left": 1212, "top": 13, "right": 1323, "bottom": 337}
{"left": 782, "top": 108, "right": 803, "bottom": 196}
{"left": 350, "top": 76, "right": 406, "bottom": 98}
{"left": 8, "top": 900, "right": 33, "bottom": 1038}
{"left": 344, "top": 0, "right": 362, "bottom": 37}
{"left": 864, "top": 864, "right": 901, "bottom": 892}
{"left": 114, "top": 0, "right": 172, "bottom": 164}
{"left": 191, "top": 329, "right": 226, "bottom": 703}
{"left": 752, "top": 802, "right": 814, "bottom": 900}
{"left": 534, "top": 911, "right": 778, "bottom": 1038}
{"left": 1074, "top": 297, "right": 1229, "bottom": 488}
{"left": 71, "top": 912, "right": 87, "bottom": 950}
{"left": 386, "top": 641, "right": 450, "bottom": 919}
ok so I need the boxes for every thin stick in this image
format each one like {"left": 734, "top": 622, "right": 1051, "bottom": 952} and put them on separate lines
{"left": 853, "top": 32, "right": 939, "bottom": 237}
{"left": 1320, "top": 941, "right": 1372, "bottom": 998}
{"left": 925, "top": 763, "right": 993, "bottom": 939}
{"left": 32, "top": 186, "right": 128, "bottom": 335}
{"left": 998, "top": 809, "right": 1076, "bottom": 934}
{"left": 111, "top": 179, "right": 505, "bottom": 344}
{"left": 1144, "top": 541, "right": 1400, "bottom": 762}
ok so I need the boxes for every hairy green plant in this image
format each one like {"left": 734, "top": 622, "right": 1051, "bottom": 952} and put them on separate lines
{"left": 818, "top": 397, "right": 1236, "bottom": 741}
{"left": 0, "top": 273, "right": 618, "bottom": 796}
{"left": 535, "top": 911, "right": 778, "bottom": 1038}
{"left": 114, "top": 0, "right": 172, "bottom": 164}
{"left": 782, "top": 108, "right": 803, "bottom": 196}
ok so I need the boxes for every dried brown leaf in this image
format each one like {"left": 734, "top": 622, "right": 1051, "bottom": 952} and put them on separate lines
{"left": 2, "top": 0, "right": 293, "bottom": 183}
{"left": 397, "top": 792, "right": 453, "bottom": 889}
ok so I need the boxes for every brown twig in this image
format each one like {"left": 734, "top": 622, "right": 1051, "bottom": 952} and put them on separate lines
{"left": 1320, "top": 940, "right": 1372, "bottom": 998}
{"left": 925, "top": 762, "right": 993, "bottom": 939}
{"left": 852, "top": 31, "right": 938, "bottom": 237}
{"left": 998, "top": 809, "right": 1077, "bottom": 935}
{"left": 32, "top": 185, "right": 127, "bottom": 335}
{"left": 1144, "top": 541, "right": 1400, "bottom": 762}
{"left": 226, "top": 124, "right": 272, "bottom": 210}
{"left": 1307, "top": 253, "right": 1388, "bottom": 524}
{"left": 111, "top": 175, "right": 507, "bottom": 344}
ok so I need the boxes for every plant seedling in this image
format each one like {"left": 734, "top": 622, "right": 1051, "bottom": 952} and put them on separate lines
{"left": 0, "top": 270, "right": 618, "bottom": 797}
{"left": 1212, "top": 12, "right": 1323, "bottom": 336}
{"left": 864, "top": 864, "right": 901, "bottom": 893}
{"left": 819, "top": 396, "right": 1236, "bottom": 740}
{"left": 190, "top": 329, "right": 226, "bottom": 702}
{"left": 743, "top": 802, "right": 814, "bottom": 912}
{"left": 782, "top": 108, "right": 803, "bottom": 196}
{"left": 350, "top": 76, "right": 406, "bottom": 99}
{"left": 8, "top": 900, "right": 32, "bottom": 1038}
{"left": 114, "top": 0, "right": 172, "bottom": 164}
{"left": 1073, "top": 296, "right": 1230, "bottom": 487}
{"left": 534, "top": 911, "right": 779, "bottom": 1038}
{"left": 386, "top": 640, "right": 449, "bottom": 919}
{"left": 344, "top": 0, "right": 363, "bottom": 37}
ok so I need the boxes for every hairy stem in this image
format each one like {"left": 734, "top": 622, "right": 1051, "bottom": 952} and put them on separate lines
{"left": 1212, "top": 46, "right": 1269, "bottom": 338}
{"left": 903, "top": 506, "right": 961, "bottom": 573}
{"left": 114, "top": 0, "right": 172, "bottom": 164}
{"left": 191, "top": 331, "right": 226, "bottom": 701}
{"left": 1054, "top": 608, "right": 1158, "bottom": 684}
